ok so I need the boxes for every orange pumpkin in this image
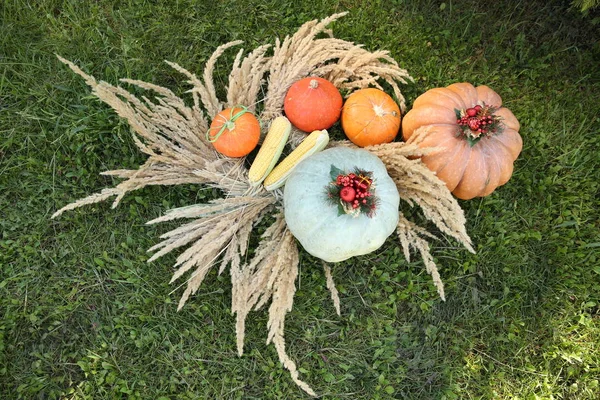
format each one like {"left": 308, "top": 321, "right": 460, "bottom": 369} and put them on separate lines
{"left": 402, "top": 83, "right": 522, "bottom": 200}
{"left": 208, "top": 106, "right": 260, "bottom": 158}
{"left": 284, "top": 77, "right": 342, "bottom": 132}
{"left": 341, "top": 88, "right": 401, "bottom": 147}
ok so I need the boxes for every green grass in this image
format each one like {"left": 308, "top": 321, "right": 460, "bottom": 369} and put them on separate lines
{"left": 1, "top": 0, "right": 599, "bottom": 398}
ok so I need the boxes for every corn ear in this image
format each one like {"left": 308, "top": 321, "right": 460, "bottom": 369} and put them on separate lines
{"left": 248, "top": 116, "right": 291, "bottom": 185}
{"left": 263, "top": 129, "right": 329, "bottom": 191}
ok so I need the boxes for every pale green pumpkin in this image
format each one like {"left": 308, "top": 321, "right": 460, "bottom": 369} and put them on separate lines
{"left": 284, "top": 147, "right": 400, "bottom": 262}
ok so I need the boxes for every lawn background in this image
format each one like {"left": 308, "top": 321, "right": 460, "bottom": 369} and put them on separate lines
{"left": 1, "top": 0, "right": 599, "bottom": 399}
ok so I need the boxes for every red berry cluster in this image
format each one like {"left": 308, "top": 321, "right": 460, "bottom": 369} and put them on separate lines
{"left": 457, "top": 104, "right": 498, "bottom": 138}
{"left": 336, "top": 173, "right": 373, "bottom": 209}
{"left": 326, "top": 166, "right": 378, "bottom": 217}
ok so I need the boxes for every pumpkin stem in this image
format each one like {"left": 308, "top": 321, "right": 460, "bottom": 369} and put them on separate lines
{"left": 373, "top": 104, "right": 386, "bottom": 117}
{"left": 373, "top": 104, "right": 397, "bottom": 118}
{"left": 309, "top": 79, "right": 319, "bottom": 89}
{"left": 206, "top": 105, "right": 250, "bottom": 143}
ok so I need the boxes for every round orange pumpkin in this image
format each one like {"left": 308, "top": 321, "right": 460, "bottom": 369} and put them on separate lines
{"left": 208, "top": 106, "right": 260, "bottom": 158}
{"left": 341, "top": 88, "right": 401, "bottom": 147}
{"left": 284, "top": 77, "right": 342, "bottom": 132}
{"left": 402, "top": 83, "right": 522, "bottom": 200}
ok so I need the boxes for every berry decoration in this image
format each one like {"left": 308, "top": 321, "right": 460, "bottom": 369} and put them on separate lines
{"left": 326, "top": 165, "right": 378, "bottom": 217}
{"left": 455, "top": 103, "right": 503, "bottom": 144}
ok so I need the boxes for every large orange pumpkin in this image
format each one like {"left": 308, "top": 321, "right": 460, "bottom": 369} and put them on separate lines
{"left": 284, "top": 77, "right": 342, "bottom": 132}
{"left": 208, "top": 106, "right": 260, "bottom": 158}
{"left": 402, "top": 83, "right": 522, "bottom": 200}
{"left": 341, "top": 88, "right": 401, "bottom": 147}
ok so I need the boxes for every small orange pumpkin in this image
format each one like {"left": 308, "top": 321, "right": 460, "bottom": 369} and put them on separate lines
{"left": 402, "top": 83, "right": 522, "bottom": 200}
{"left": 208, "top": 106, "right": 260, "bottom": 158}
{"left": 341, "top": 88, "right": 401, "bottom": 147}
{"left": 284, "top": 77, "right": 342, "bottom": 132}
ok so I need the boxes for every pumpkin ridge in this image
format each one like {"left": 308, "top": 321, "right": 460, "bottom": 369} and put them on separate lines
{"left": 380, "top": 115, "right": 399, "bottom": 138}
{"left": 479, "top": 140, "right": 502, "bottom": 196}
{"left": 475, "top": 85, "right": 503, "bottom": 108}
{"left": 351, "top": 115, "right": 377, "bottom": 139}
{"left": 473, "top": 152, "right": 490, "bottom": 198}
{"left": 436, "top": 141, "right": 470, "bottom": 191}
{"left": 453, "top": 150, "right": 488, "bottom": 199}
{"left": 402, "top": 104, "right": 456, "bottom": 138}
{"left": 477, "top": 152, "right": 498, "bottom": 197}
{"left": 493, "top": 128, "right": 522, "bottom": 160}
{"left": 486, "top": 136, "right": 515, "bottom": 185}
{"left": 417, "top": 124, "right": 460, "bottom": 150}
{"left": 447, "top": 82, "right": 478, "bottom": 107}
{"left": 435, "top": 88, "right": 468, "bottom": 109}
{"left": 420, "top": 139, "right": 463, "bottom": 176}
{"left": 422, "top": 143, "right": 461, "bottom": 175}
{"left": 495, "top": 107, "right": 520, "bottom": 131}
{"left": 433, "top": 136, "right": 468, "bottom": 175}
{"left": 475, "top": 143, "right": 493, "bottom": 197}
{"left": 413, "top": 89, "right": 466, "bottom": 110}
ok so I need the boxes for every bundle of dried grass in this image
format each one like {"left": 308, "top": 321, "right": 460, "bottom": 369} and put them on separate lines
{"left": 363, "top": 129, "right": 475, "bottom": 300}
{"left": 52, "top": 14, "right": 472, "bottom": 396}
{"left": 261, "top": 12, "right": 412, "bottom": 121}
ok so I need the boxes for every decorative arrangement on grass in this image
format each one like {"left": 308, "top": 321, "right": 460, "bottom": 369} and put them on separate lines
{"left": 51, "top": 13, "right": 474, "bottom": 396}
{"left": 402, "top": 82, "right": 523, "bottom": 199}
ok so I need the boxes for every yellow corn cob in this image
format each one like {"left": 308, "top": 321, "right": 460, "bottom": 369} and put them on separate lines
{"left": 263, "top": 129, "right": 329, "bottom": 191}
{"left": 248, "top": 116, "right": 291, "bottom": 186}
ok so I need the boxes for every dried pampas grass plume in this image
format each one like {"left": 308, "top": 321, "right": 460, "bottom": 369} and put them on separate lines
{"left": 51, "top": 14, "right": 471, "bottom": 397}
